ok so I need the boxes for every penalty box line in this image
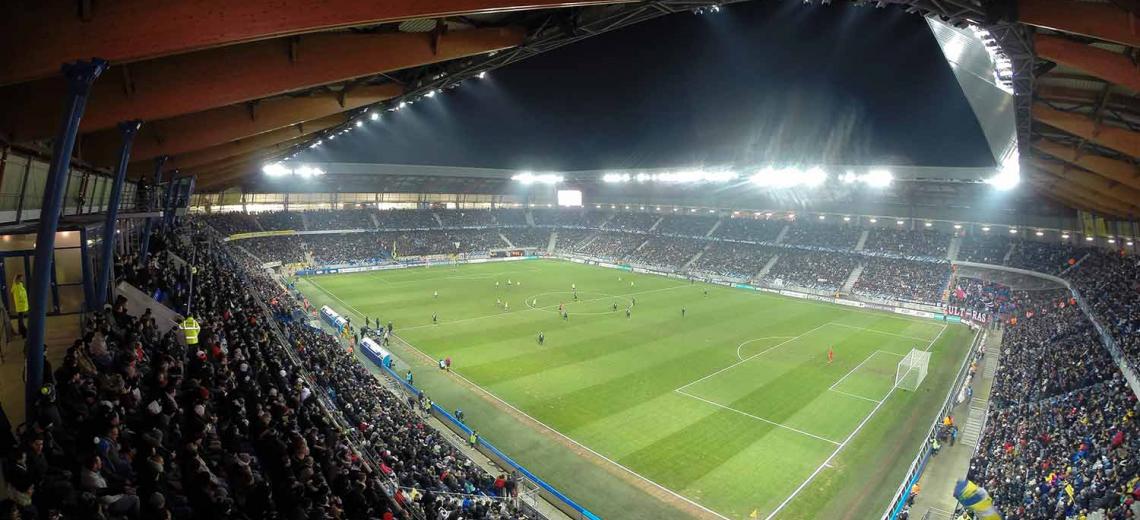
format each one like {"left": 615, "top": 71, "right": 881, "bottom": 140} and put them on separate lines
{"left": 673, "top": 389, "right": 842, "bottom": 446}
{"left": 826, "top": 350, "right": 906, "bottom": 404}
{"left": 765, "top": 324, "right": 950, "bottom": 519}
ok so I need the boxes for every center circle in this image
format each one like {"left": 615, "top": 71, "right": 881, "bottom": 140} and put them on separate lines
{"left": 524, "top": 291, "right": 634, "bottom": 315}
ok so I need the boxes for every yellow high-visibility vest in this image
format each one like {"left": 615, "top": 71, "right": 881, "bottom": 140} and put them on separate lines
{"left": 10, "top": 281, "right": 28, "bottom": 313}
{"left": 181, "top": 316, "right": 201, "bottom": 345}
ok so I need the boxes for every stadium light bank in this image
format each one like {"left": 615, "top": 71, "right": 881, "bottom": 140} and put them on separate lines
{"left": 262, "top": 162, "right": 326, "bottom": 178}
{"left": 512, "top": 172, "right": 563, "bottom": 184}
{"left": 599, "top": 167, "right": 895, "bottom": 189}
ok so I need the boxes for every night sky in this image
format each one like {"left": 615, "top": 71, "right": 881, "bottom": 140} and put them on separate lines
{"left": 298, "top": 0, "right": 994, "bottom": 170}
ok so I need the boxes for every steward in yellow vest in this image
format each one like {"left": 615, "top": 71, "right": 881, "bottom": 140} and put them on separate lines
{"left": 181, "top": 316, "right": 201, "bottom": 345}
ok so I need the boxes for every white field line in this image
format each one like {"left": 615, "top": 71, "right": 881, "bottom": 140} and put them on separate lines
{"left": 674, "top": 389, "right": 841, "bottom": 446}
{"left": 766, "top": 323, "right": 950, "bottom": 518}
{"left": 828, "top": 350, "right": 903, "bottom": 392}
{"left": 390, "top": 334, "right": 733, "bottom": 520}
{"left": 828, "top": 389, "right": 882, "bottom": 404}
{"left": 764, "top": 385, "right": 897, "bottom": 520}
{"left": 736, "top": 337, "right": 797, "bottom": 361}
{"left": 924, "top": 324, "right": 949, "bottom": 352}
{"left": 399, "top": 283, "right": 690, "bottom": 332}
{"left": 675, "top": 323, "right": 833, "bottom": 393}
{"left": 827, "top": 322, "right": 934, "bottom": 343}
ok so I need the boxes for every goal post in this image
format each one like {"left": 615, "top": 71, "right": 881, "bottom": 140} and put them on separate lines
{"left": 895, "top": 349, "right": 931, "bottom": 391}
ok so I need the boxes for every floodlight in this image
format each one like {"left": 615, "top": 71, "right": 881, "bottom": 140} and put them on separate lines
{"left": 925, "top": 222, "right": 933, "bottom": 227}
{"left": 511, "top": 172, "right": 563, "bottom": 184}
{"left": 1086, "top": 236, "right": 1094, "bottom": 241}
{"left": 477, "top": 71, "right": 487, "bottom": 79}
{"left": 897, "top": 220, "right": 905, "bottom": 225}
{"left": 869, "top": 218, "right": 877, "bottom": 223}
{"left": 953, "top": 224, "right": 962, "bottom": 229}
{"left": 982, "top": 226, "right": 991, "bottom": 232}
{"left": 843, "top": 216, "right": 851, "bottom": 222}
{"left": 1035, "top": 231, "right": 1044, "bottom": 237}
{"left": 1009, "top": 228, "right": 1017, "bottom": 234}
{"left": 864, "top": 169, "right": 893, "bottom": 188}
{"left": 426, "top": 90, "right": 437, "bottom": 98}
{"left": 355, "top": 120, "right": 363, "bottom": 128}
{"left": 603, "top": 173, "right": 631, "bottom": 183}
{"left": 987, "top": 154, "right": 1020, "bottom": 191}
{"left": 1128, "top": 241, "right": 1134, "bottom": 246}
{"left": 262, "top": 163, "right": 289, "bottom": 176}
{"left": 818, "top": 215, "right": 825, "bottom": 220}
{"left": 370, "top": 112, "right": 379, "bottom": 121}
{"left": 398, "top": 101, "right": 407, "bottom": 109}
{"left": 1061, "top": 233, "right": 1070, "bottom": 239}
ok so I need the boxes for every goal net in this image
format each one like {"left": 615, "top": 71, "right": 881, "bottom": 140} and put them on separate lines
{"left": 895, "top": 349, "right": 931, "bottom": 391}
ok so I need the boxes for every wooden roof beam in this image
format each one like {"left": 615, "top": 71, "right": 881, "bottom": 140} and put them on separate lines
{"left": 80, "top": 84, "right": 402, "bottom": 167}
{"left": 1035, "top": 35, "right": 1140, "bottom": 93}
{"left": 0, "top": 27, "right": 525, "bottom": 142}
{"left": 1034, "top": 103, "right": 1140, "bottom": 158}
{"left": 1032, "top": 139, "right": 1140, "bottom": 191}
{"left": 1019, "top": 0, "right": 1140, "bottom": 47}
{"left": 0, "top": 0, "right": 627, "bottom": 86}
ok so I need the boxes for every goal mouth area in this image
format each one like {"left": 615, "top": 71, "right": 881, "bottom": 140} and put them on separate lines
{"left": 895, "top": 349, "right": 932, "bottom": 391}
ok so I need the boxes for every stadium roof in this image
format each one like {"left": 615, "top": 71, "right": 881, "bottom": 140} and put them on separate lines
{"left": 0, "top": 0, "right": 1136, "bottom": 219}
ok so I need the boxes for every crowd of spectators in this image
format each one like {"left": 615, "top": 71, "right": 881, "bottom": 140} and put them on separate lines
{"left": 0, "top": 224, "right": 423, "bottom": 520}
{"left": 532, "top": 209, "right": 586, "bottom": 228}
{"left": 375, "top": 210, "right": 439, "bottom": 230}
{"left": 551, "top": 229, "right": 596, "bottom": 253}
{"left": 200, "top": 213, "right": 260, "bottom": 235}
{"left": 304, "top": 209, "right": 375, "bottom": 231}
{"left": 863, "top": 229, "right": 948, "bottom": 258}
{"left": 762, "top": 250, "right": 861, "bottom": 291}
{"left": 946, "top": 278, "right": 1014, "bottom": 319}
{"left": 1007, "top": 239, "right": 1087, "bottom": 275}
{"left": 604, "top": 213, "right": 658, "bottom": 233}
{"left": 1066, "top": 250, "right": 1140, "bottom": 371}
{"left": 254, "top": 211, "right": 304, "bottom": 232}
{"left": 957, "top": 233, "right": 1011, "bottom": 264}
{"left": 435, "top": 210, "right": 495, "bottom": 228}
{"left": 569, "top": 232, "right": 645, "bottom": 261}
{"left": 626, "top": 237, "right": 705, "bottom": 270}
{"left": 304, "top": 233, "right": 390, "bottom": 265}
{"left": 500, "top": 229, "right": 550, "bottom": 249}
{"left": 241, "top": 236, "right": 306, "bottom": 264}
{"left": 713, "top": 217, "right": 786, "bottom": 243}
{"left": 655, "top": 215, "right": 718, "bottom": 237}
{"left": 968, "top": 292, "right": 1139, "bottom": 519}
{"left": 690, "top": 243, "right": 775, "bottom": 280}
{"left": 491, "top": 209, "right": 528, "bottom": 227}
{"left": 385, "top": 230, "right": 506, "bottom": 257}
{"left": 851, "top": 258, "right": 951, "bottom": 304}
{"left": 783, "top": 220, "right": 861, "bottom": 249}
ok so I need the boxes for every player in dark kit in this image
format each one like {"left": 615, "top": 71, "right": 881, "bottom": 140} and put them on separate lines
{"left": 681, "top": 307, "right": 686, "bottom": 317}
{"left": 432, "top": 312, "right": 437, "bottom": 324}
{"left": 626, "top": 308, "right": 631, "bottom": 319}
{"left": 538, "top": 332, "right": 545, "bottom": 345}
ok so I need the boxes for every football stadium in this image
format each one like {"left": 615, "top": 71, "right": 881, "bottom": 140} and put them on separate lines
{"left": 0, "top": 2, "right": 1137, "bottom": 520}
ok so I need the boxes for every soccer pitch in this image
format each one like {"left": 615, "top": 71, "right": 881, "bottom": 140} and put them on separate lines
{"left": 296, "top": 259, "right": 974, "bottom": 520}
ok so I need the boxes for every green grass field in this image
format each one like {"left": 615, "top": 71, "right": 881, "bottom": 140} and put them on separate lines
{"left": 296, "top": 259, "right": 973, "bottom": 520}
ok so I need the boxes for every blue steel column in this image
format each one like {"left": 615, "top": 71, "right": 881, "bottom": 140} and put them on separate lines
{"left": 138, "top": 156, "right": 166, "bottom": 266}
{"left": 162, "top": 173, "right": 179, "bottom": 230}
{"left": 26, "top": 59, "right": 107, "bottom": 414}
{"left": 96, "top": 121, "right": 141, "bottom": 308}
